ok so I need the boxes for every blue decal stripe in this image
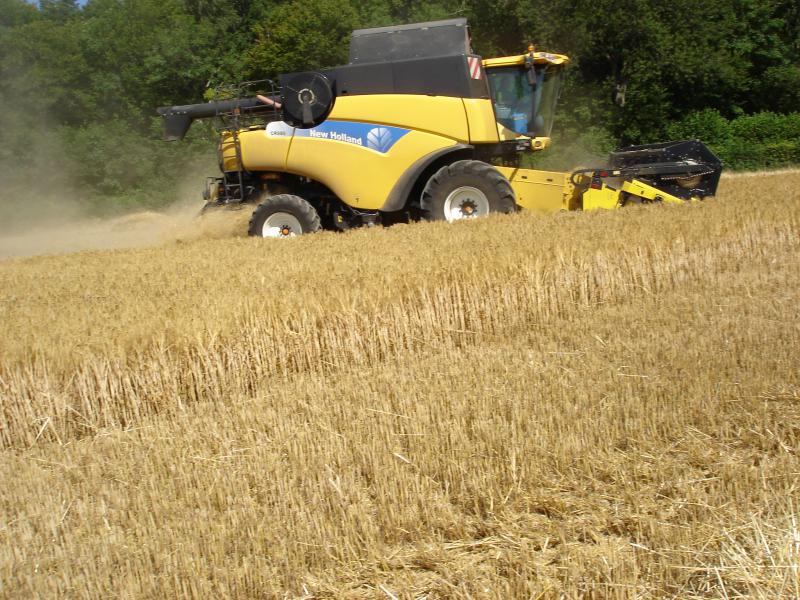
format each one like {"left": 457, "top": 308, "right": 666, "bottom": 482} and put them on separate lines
{"left": 294, "top": 121, "right": 410, "bottom": 154}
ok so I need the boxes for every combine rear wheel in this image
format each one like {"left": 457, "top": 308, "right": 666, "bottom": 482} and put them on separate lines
{"left": 248, "top": 194, "right": 322, "bottom": 238}
{"left": 421, "top": 160, "right": 516, "bottom": 222}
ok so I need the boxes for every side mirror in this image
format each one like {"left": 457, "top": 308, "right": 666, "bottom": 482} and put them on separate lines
{"left": 524, "top": 55, "right": 537, "bottom": 88}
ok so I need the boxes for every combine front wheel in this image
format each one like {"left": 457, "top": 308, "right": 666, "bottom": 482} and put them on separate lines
{"left": 248, "top": 194, "right": 322, "bottom": 238}
{"left": 421, "top": 160, "right": 516, "bottom": 222}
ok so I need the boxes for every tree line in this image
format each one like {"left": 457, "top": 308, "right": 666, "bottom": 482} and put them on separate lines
{"left": 1, "top": 0, "right": 798, "bottom": 215}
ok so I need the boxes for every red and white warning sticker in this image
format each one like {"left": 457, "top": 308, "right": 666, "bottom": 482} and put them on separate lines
{"left": 467, "top": 56, "right": 482, "bottom": 80}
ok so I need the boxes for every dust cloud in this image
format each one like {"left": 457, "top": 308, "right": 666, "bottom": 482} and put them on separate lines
{"left": 0, "top": 201, "right": 252, "bottom": 260}
{"left": 0, "top": 138, "right": 249, "bottom": 260}
{"left": 0, "top": 104, "right": 246, "bottom": 260}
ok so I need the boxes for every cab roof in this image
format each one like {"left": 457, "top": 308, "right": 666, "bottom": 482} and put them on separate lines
{"left": 483, "top": 52, "right": 570, "bottom": 68}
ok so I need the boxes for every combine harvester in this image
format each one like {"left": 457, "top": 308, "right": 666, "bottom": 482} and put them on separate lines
{"left": 158, "top": 19, "right": 722, "bottom": 237}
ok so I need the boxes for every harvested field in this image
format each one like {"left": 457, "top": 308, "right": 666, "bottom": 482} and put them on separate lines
{"left": 1, "top": 171, "right": 799, "bottom": 598}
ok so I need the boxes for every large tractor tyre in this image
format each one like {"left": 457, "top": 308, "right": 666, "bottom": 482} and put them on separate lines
{"left": 248, "top": 194, "right": 322, "bottom": 238}
{"left": 421, "top": 160, "right": 516, "bottom": 222}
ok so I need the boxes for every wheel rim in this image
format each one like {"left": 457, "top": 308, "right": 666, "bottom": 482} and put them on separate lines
{"left": 443, "top": 186, "right": 490, "bottom": 222}
{"left": 261, "top": 212, "right": 303, "bottom": 237}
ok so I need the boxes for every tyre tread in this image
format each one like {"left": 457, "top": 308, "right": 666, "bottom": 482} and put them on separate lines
{"left": 248, "top": 194, "right": 322, "bottom": 237}
{"left": 421, "top": 160, "right": 516, "bottom": 221}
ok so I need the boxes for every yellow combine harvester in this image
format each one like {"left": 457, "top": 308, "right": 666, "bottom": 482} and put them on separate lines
{"left": 158, "top": 19, "right": 722, "bottom": 237}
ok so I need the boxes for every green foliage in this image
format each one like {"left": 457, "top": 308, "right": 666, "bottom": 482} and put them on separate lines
{"left": 62, "top": 121, "right": 200, "bottom": 196}
{"left": 762, "top": 65, "right": 800, "bottom": 113}
{"left": 39, "top": 0, "right": 80, "bottom": 22}
{"left": 667, "top": 110, "right": 800, "bottom": 170}
{"left": 665, "top": 109, "right": 733, "bottom": 146}
{"left": 245, "top": 0, "right": 360, "bottom": 78}
{"left": 730, "top": 112, "right": 800, "bottom": 144}
{"left": 0, "top": 0, "right": 38, "bottom": 28}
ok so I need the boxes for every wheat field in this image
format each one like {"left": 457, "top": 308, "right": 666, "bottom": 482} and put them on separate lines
{"left": 1, "top": 171, "right": 798, "bottom": 599}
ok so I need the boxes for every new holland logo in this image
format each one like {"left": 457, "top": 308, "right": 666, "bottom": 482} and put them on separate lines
{"left": 273, "top": 121, "right": 411, "bottom": 154}
{"left": 366, "top": 127, "right": 393, "bottom": 153}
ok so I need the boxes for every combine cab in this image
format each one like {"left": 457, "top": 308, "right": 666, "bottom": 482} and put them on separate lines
{"left": 157, "top": 18, "right": 722, "bottom": 237}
